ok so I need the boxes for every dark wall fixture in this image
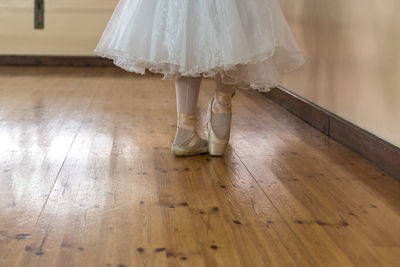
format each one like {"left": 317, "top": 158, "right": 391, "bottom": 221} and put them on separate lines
{"left": 34, "top": 0, "right": 44, "bottom": 29}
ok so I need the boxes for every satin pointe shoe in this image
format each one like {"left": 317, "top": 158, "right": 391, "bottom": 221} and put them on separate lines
{"left": 171, "top": 113, "right": 208, "bottom": 157}
{"left": 207, "top": 90, "right": 236, "bottom": 156}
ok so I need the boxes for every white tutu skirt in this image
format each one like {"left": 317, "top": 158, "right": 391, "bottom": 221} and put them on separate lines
{"left": 94, "top": 0, "right": 305, "bottom": 91}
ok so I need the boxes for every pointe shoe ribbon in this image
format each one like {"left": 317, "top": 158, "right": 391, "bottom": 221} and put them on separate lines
{"left": 176, "top": 113, "right": 196, "bottom": 132}
{"left": 171, "top": 113, "right": 208, "bottom": 156}
{"left": 176, "top": 113, "right": 201, "bottom": 146}
{"left": 211, "top": 90, "right": 236, "bottom": 114}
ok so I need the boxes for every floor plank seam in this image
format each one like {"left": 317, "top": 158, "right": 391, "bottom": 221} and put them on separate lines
{"left": 35, "top": 87, "right": 99, "bottom": 224}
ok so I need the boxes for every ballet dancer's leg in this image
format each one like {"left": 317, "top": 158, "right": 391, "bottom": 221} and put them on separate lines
{"left": 215, "top": 72, "right": 236, "bottom": 95}
{"left": 212, "top": 72, "right": 236, "bottom": 139}
{"left": 171, "top": 76, "right": 208, "bottom": 156}
{"left": 175, "top": 76, "right": 202, "bottom": 115}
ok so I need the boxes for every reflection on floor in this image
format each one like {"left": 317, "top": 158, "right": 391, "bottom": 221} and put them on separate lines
{"left": 0, "top": 66, "right": 399, "bottom": 267}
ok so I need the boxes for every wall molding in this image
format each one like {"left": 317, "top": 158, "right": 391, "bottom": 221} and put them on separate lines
{"left": 0, "top": 55, "right": 113, "bottom": 67}
{"left": 262, "top": 86, "right": 400, "bottom": 181}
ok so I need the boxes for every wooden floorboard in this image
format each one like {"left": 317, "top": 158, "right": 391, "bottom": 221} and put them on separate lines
{"left": 0, "top": 66, "right": 399, "bottom": 267}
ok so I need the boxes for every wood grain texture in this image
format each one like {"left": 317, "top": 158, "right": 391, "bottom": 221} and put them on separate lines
{"left": 0, "top": 66, "right": 399, "bottom": 267}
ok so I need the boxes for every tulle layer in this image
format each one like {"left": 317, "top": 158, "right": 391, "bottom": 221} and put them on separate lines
{"left": 94, "top": 0, "right": 305, "bottom": 91}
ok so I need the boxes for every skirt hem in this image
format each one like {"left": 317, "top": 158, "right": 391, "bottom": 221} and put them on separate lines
{"left": 93, "top": 45, "right": 305, "bottom": 92}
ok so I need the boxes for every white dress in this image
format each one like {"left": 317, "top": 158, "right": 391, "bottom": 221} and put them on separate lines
{"left": 94, "top": 0, "right": 305, "bottom": 91}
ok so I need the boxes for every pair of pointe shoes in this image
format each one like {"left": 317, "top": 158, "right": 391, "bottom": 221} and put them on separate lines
{"left": 171, "top": 90, "right": 236, "bottom": 157}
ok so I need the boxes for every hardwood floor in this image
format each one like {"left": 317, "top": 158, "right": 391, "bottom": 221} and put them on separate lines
{"left": 0, "top": 66, "right": 399, "bottom": 267}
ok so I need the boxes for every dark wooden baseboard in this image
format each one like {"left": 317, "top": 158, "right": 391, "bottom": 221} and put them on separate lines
{"left": 263, "top": 86, "right": 400, "bottom": 181}
{"left": 0, "top": 55, "right": 114, "bottom": 67}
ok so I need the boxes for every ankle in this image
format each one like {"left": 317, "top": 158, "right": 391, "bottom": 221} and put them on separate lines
{"left": 215, "top": 90, "right": 235, "bottom": 105}
{"left": 212, "top": 94, "right": 232, "bottom": 114}
{"left": 177, "top": 113, "right": 196, "bottom": 129}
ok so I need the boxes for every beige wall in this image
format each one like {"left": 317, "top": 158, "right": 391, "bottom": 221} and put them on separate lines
{"left": 0, "top": 0, "right": 117, "bottom": 55}
{"left": 1, "top": 0, "right": 399, "bottom": 147}
{"left": 279, "top": 0, "right": 400, "bottom": 147}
